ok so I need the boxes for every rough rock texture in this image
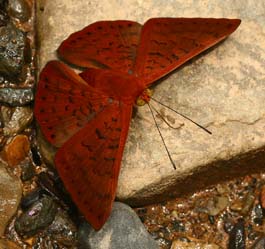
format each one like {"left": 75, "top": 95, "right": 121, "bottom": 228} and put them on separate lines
{"left": 36, "top": 0, "right": 265, "bottom": 205}
{"left": 0, "top": 161, "right": 22, "bottom": 235}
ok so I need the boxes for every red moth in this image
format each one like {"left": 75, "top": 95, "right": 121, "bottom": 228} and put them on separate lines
{"left": 34, "top": 18, "right": 241, "bottom": 230}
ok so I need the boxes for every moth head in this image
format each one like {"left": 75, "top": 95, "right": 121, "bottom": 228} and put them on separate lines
{"left": 136, "top": 88, "right": 153, "bottom": 106}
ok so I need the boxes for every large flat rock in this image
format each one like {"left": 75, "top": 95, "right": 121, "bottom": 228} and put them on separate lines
{"left": 36, "top": 0, "right": 265, "bottom": 205}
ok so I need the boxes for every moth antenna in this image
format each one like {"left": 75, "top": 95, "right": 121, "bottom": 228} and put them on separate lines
{"left": 149, "top": 103, "right": 181, "bottom": 130}
{"left": 147, "top": 103, "right": 176, "bottom": 170}
{"left": 151, "top": 97, "right": 212, "bottom": 135}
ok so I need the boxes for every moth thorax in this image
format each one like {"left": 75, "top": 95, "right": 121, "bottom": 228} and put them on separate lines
{"left": 136, "top": 88, "right": 153, "bottom": 106}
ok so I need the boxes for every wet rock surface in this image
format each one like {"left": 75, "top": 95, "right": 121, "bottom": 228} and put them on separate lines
{"left": 0, "top": 161, "right": 22, "bottom": 236}
{"left": 78, "top": 202, "right": 159, "bottom": 249}
{"left": 0, "top": 23, "right": 28, "bottom": 81}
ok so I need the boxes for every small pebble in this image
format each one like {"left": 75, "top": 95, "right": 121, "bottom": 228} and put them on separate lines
{"left": 15, "top": 195, "right": 58, "bottom": 237}
{"left": 206, "top": 196, "right": 229, "bottom": 216}
{"left": 0, "top": 23, "right": 27, "bottom": 81}
{"left": 7, "top": 0, "right": 31, "bottom": 22}
{"left": 3, "top": 106, "right": 33, "bottom": 136}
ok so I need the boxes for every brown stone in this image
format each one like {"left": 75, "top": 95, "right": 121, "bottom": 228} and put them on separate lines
{"left": 4, "top": 135, "right": 30, "bottom": 167}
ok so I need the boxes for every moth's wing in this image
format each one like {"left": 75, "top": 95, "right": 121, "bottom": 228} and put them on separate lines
{"left": 34, "top": 60, "right": 111, "bottom": 148}
{"left": 55, "top": 102, "right": 132, "bottom": 230}
{"left": 133, "top": 18, "right": 241, "bottom": 85}
{"left": 57, "top": 20, "right": 142, "bottom": 74}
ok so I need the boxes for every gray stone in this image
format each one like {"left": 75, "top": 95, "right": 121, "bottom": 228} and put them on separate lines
{"left": 36, "top": 0, "right": 265, "bottom": 205}
{"left": 0, "top": 88, "right": 34, "bottom": 106}
{"left": 78, "top": 202, "right": 159, "bottom": 249}
{"left": 0, "top": 161, "right": 22, "bottom": 236}
{"left": 0, "top": 23, "right": 28, "bottom": 81}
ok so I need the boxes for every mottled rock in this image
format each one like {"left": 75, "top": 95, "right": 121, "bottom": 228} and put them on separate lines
{"left": 0, "top": 238, "right": 22, "bottom": 249}
{"left": 7, "top": 0, "right": 31, "bottom": 22}
{"left": 0, "top": 23, "right": 28, "bottom": 81}
{"left": 15, "top": 195, "right": 58, "bottom": 237}
{"left": 0, "top": 161, "right": 22, "bottom": 235}
{"left": 3, "top": 106, "right": 33, "bottom": 136}
{"left": 0, "top": 88, "right": 34, "bottom": 106}
{"left": 4, "top": 134, "right": 30, "bottom": 166}
{"left": 78, "top": 202, "right": 159, "bottom": 249}
{"left": 170, "top": 240, "right": 220, "bottom": 249}
{"left": 37, "top": 0, "right": 265, "bottom": 206}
